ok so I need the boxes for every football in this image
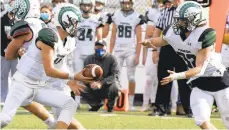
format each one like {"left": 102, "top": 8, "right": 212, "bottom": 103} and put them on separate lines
{"left": 82, "top": 64, "right": 103, "bottom": 80}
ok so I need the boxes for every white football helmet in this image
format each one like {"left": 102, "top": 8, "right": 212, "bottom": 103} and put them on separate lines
{"left": 53, "top": 3, "right": 82, "bottom": 37}
{"left": 79, "top": 0, "right": 95, "bottom": 14}
{"left": 173, "top": 1, "right": 207, "bottom": 35}
{"left": 9, "top": 0, "right": 40, "bottom": 23}
{"left": 120, "top": 0, "right": 134, "bottom": 13}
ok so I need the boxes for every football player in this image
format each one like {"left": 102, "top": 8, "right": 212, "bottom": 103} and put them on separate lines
{"left": 40, "top": 3, "right": 86, "bottom": 129}
{"left": 73, "top": 0, "right": 104, "bottom": 107}
{"left": 0, "top": 3, "right": 92, "bottom": 129}
{"left": 110, "top": 0, "right": 145, "bottom": 110}
{"left": 93, "top": 0, "right": 112, "bottom": 38}
{"left": 4, "top": 0, "right": 56, "bottom": 128}
{"left": 141, "top": 0, "right": 160, "bottom": 112}
{"left": 141, "top": 1, "right": 229, "bottom": 129}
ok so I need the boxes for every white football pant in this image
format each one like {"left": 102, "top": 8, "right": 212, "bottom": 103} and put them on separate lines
{"left": 0, "top": 71, "right": 76, "bottom": 128}
{"left": 114, "top": 49, "right": 136, "bottom": 84}
{"left": 143, "top": 50, "right": 158, "bottom": 106}
{"left": 190, "top": 87, "right": 229, "bottom": 128}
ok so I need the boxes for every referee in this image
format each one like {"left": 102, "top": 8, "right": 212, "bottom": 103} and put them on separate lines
{"left": 151, "top": 0, "right": 192, "bottom": 117}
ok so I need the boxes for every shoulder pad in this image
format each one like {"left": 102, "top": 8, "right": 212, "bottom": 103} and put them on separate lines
{"left": 198, "top": 28, "right": 216, "bottom": 49}
{"left": 10, "top": 20, "right": 31, "bottom": 38}
{"left": 36, "top": 28, "right": 58, "bottom": 49}
{"left": 138, "top": 14, "right": 146, "bottom": 25}
{"left": 106, "top": 13, "right": 113, "bottom": 24}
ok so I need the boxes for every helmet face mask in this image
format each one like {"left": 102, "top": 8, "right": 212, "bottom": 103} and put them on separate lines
{"left": 94, "top": 0, "right": 105, "bottom": 12}
{"left": 172, "top": 1, "right": 206, "bottom": 35}
{"left": 9, "top": 0, "right": 40, "bottom": 25}
{"left": 62, "top": 15, "right": 79, "bottom": 37}
{"left": 79, "top": 0, "right": 94, "bottom": 14}
{"left": 120, "top": 1, "right": 133, "bottom": 12}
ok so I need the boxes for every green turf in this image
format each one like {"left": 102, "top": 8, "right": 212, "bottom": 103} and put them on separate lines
{"left": 4, "top": 107, "right": 226, "bottom": 129}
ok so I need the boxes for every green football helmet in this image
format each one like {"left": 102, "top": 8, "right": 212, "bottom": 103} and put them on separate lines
{"left": 172, "top": 1, "right": 207, "bottom": 35}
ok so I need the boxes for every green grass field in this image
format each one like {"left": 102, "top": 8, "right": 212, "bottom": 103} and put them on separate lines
{"left": 4, "top": 106, "right": 226, "bottom": 129}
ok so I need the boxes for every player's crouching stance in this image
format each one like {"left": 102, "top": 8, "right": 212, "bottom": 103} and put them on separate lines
{"left": 141, "top": 1, "right": 229, "bottom": 129}
{"left": 0, "top": 3, "right": 92, "bottom": 129}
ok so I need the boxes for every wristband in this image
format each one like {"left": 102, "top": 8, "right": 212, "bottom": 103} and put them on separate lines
{"left": 68, "top": 73, "right": 75, "bottom": 80}
{"left": 171, "top": 72, "right": 186, "bottom": 80}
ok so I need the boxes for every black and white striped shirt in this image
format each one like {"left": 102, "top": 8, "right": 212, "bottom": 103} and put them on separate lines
{"left": 156, "top": 6, "right": 176, "bottom": 31}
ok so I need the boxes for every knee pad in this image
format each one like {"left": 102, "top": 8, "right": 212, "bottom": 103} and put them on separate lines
{"left": 58, "top": 98, "right": 77, "bottom": 125}
{"left": 194, "top": 116, "right": 209, "bottom": 127}
{"left": 221, "top": 114, "right": 229, "bottom": 129}
{"left": 128, "top": 75, "right": 135, "bottom": 83}
{"left": 0, "top": 113, "right": 12, "bottom": 128}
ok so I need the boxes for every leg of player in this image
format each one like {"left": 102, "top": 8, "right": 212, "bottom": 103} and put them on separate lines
{"left": 214, "top": 87, "right": 229, "bottom": 129}
{"left": 73, "top": 53, "right": 85, "bottom": 108}
{"left": 22, "top": 102, "right": 56, "bottom": 129}
{"left": 0, "top": 80, "right": 33, "bottom": 128}
{"left": 33, "top": 88, "right": 77, "bottom": 129}
{"left": 190, "top": 87, "right": 216, "bottom": 129}
{"left": 1, "top": 56, "right": 11, "bottom": 103}
{"left": 126, "top": 53, "right": 137, "bottom": 110}
{"left": 170, "top": 80, "right": 178, "bottom": 114}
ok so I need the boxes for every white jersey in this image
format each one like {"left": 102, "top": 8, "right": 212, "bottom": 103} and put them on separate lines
{"left": 145, "top": 8, "right": 160, "bottom": 26}
{"left": 75, "top": 14, "right": 104, "bottom": 55}
{"left": 163, "top": 25, "right": 226, "bottom": 81}
{"left": 17, "top": 28, "right": 75, "bottom": 84}
{"left": 22, "top": 18, "right": 46, "bottom": 50}
{"left": 112, "top": 10, "right": 145, "bottom": 51}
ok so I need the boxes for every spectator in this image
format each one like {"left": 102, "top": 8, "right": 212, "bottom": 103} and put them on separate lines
{"left": 1, "top": 2, "right": 18, "bottom": 104}
{"left": 80, "top": 40, "right": 121, "bottom": 112}
{"left": 40, "top": 4, "right": 53, "bottom": 25}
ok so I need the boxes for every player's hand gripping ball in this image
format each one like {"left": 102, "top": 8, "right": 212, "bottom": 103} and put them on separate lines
{"left": 82, "top": 64, "right": 103, "bottom": 80}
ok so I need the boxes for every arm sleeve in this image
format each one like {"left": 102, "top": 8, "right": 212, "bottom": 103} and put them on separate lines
{"left": 35, "top": 28, "right": 58, "bottom": 49}
{"left": 198, "top": 28, "right": 216, "bottom": 49}
{"left": 10, "top": 20, "right": 31, "bottom": 38}
{"left": 100, "top": 55, "right": 120, "bottom": 86}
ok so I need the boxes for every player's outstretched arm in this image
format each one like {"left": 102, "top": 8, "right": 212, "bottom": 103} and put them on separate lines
{"left": 140, "top": 37, "right": 168, "bottom": 49}
{"left": 160, "top": 45, "right": 214, "bottom": 85}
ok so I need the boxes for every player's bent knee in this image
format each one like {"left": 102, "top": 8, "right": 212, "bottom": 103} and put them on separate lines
{"left": 128, "top": 76, "right": 135, "bottom": 83}
{"left": 0, "top": 113, "right": 12, "bottom": 128}
{"left": 194, "top": 116, "right": 209, "bottom": 127}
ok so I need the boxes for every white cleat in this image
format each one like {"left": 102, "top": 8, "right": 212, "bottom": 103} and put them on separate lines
{"left": 129, "top": 106, "right": 136, "bottom": 111}
{"left": 140, "top": 106, "right": 150, "bottom": 112}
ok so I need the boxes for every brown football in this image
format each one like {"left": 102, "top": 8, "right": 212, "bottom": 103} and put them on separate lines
{"left": 82, "top": 64, "right": 103, "bottom": 80}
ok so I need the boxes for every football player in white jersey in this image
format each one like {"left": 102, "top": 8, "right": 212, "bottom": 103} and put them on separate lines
{"left": 141, "top": 1, "right": 229, "bottom": 129}
{"left": 110, "top": 0, "right": 145, "bottom": 110}
{"left": 93, "top": 0, "right": 112, "bottom": 38}
{"left": 4, "top": 0, "right": 57, "bottom": 128}
{"left": 73, "top": 0, "right": 104, "bottom": 107}
{"left": 221, "top": 13, "right": 229, "bottom": 68}
{"left": 0, "top": 3, "right": 93, "bottom": 129}
{"left": 141, "top": 0, "right": 160, "bottom": 112}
